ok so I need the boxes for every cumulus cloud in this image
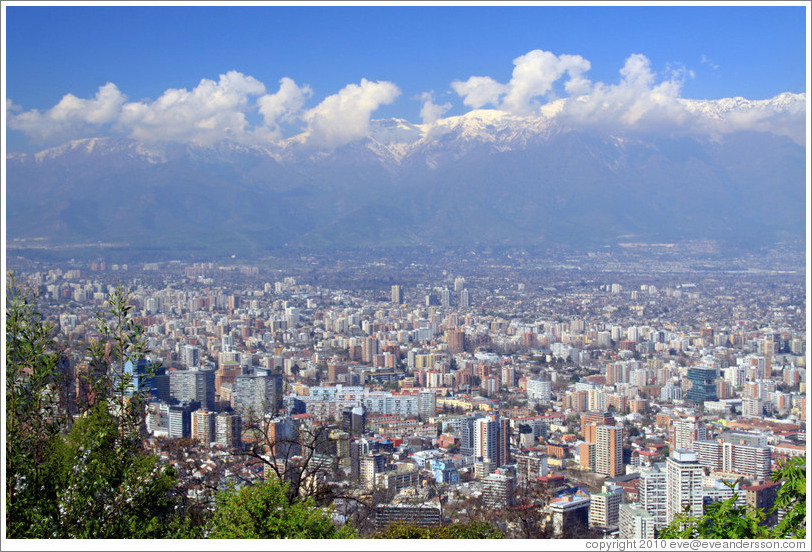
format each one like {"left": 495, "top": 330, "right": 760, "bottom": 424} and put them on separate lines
{"left": 8, "top": 82, "right": 126, "bottom": 142}
{"left": 118, "top": 71, "right": 266, "bottom": 144}
{"left": 302, "top": 78, "right": 400, "bottom": 148}
{"left": 451, "top": 50, "right": 591, "bottom": 114}
{"left": 418, "top": 92, "right": 452, "bottom": 124}
{"left": 451, "top": 76, "right": 508, "bottom": 110}
{"left": 544, "top": 53, "right": 694, "bottom": 132}
{"left": 257, "top": 77, "right": 312, "bottom": 131}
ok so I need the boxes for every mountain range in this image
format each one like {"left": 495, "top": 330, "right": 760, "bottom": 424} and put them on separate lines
{"left": 6, "top": 101, "right": 807, "bottom": 258}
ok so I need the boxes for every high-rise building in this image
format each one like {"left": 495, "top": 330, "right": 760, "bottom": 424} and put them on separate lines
{"left": 744, "top": 481, "right": 781, "bottom": 527}
{"left": 446, "top": 330, "right": 466, "bottom": 354}
{"left": 666, "top": 449, "right": 704, "bottom": 524}
{"left": 215, "top": 412, "right": 241, "bottom": 448}
{"left": 360, "top": 453, "right": 386, "bottom": 490}
{"left": 391, "top": 285, "right": 402, "bottom": 305}
{"left": 440, "top": 288, "right": 451, "bottom": 308}
{"left": 182, "top": 344, "right": 200, "bottom": 368}
{"left": 459, "top": 288, "right": 470, "bottom": 308}
{"left": 169, "top": 368, "right": 215, "bottom": 410}
{"left": 482, "top": 473, "right": 516, "bottom": 509}
{"left": 191, "top": 408, "right": 216, "bottom": 444}
{"left": 619, "top": 504, "right": 656, "bottom": 539}
{"left": 595, "top": 425, "right": 623, "bottom": 477}
{"left": 474, "top": 415, "right": 510, "bottom": 468}
{"left": 686, "top": 366, "right": 718, "bottom": 403}
{"left": 638, "top": 463, "right": 668, "bottom": 529}
{"left": 233, "top": 373, "right": 283, "bottom": 417}
{"left": 669, "top": 416, "right": 706, "bottom": 451}
{"left": 549, "top": 495, "right": 591, "bottom": 537}
{"left": 695, "top": 438, "right": 771, "bottom": 481}
{"left": 589, "top": 484, "right": 623, "bottom": 530}
{"left": 451, "top": 416, "right": 475, "bottom": 456}
{"left": 417, "top": 390, "right": 437, "bottom": 419}
{"left": 167, "top": 404, "right": 193, "bottom": 439}
{"left": 581, "top": 411, "right": 616, "bottom": 443}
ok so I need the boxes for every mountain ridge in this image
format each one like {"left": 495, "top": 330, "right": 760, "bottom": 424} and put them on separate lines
{"left": 6, "top": 103, "right": 806, "bottom": 256}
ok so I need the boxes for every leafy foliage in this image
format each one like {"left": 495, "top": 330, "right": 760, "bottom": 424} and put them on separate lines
{"left": 5, "top": 277, "right": 180, "bottom": 538}
{"left": 207, "top": 477, "right": 357, "bottom": 539}
{"left": 5, "top": 276, "right": 65, "bottom": 536}
{"left": 373, "top": 521, "right": 504, "bottom": 539}
{"left": 658, "top": 456, "right": 806, "bottom": 539}
{"left": 47, "top": 403, "right": 179, "bottom": 538}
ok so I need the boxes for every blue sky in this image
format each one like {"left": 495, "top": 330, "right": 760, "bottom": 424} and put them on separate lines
{"left": 4, "top": 3, "right": 808, "bottom": 152}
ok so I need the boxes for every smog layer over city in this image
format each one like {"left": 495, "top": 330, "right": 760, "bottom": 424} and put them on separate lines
{"left": 3, "top": 2, "right": 809, "bottom": 548}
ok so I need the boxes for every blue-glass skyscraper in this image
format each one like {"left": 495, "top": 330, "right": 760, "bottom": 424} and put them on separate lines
{"left": 686, "top": 366, "right": 718, "bottom": 403}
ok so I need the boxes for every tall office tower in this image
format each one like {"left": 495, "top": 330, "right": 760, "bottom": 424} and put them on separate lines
{"left": 169, "top": 368, "right": 216, "bottom": 410}
{"left": 349, "top": 438, "right": 370, "bottom": 482}
{"left": 459, "top": 288, "right": 470, "bottom": 308}
{"left": 182, "top": 344, "right": 200, "bottom": 367}
{"left": 666, "top": 449, "right": 704, "bottom": 524}
{"left": 215, "top": 412, "right": 242, "bottom": 448}
{"left": 446, "top": 329, "right": 466, "bottom": 354}
{"left": 221, "top": 334, "right": 235, "bottom": 352}
{"left": 474, "top": 415, "right": 510, "bottom": 468}
{"left": 167, "top": 405, "right": 193, "bottom": 439}
{"left": 589, "top": 484, "right": 623, "bottom": 530}
{"left": 341, "top": 405, "right": 366, "bottom": 436}
{"left": 440, "top": 288, "right": 451, "bottom": 308}
{"left": 685, "top": 366, "right": 718, "bottom": 403}
{"left": 191, "top": 408, "right": 217, "bottom": 444}
{"left": 391, "top": 285, "right": 403, "bottom": 305}
{"left": 454, "top": 277, "right": 466, "bottom": 292}
{"left": 619, "top": 504, "right": 656, "bottom": 539}
{"left": 418, "top": 390, "right": 437, "bottom": 419}
{"left": 362, "top": 337, "right": 379, "bottom": 364}
{"left": 669, "top": 416, "right": 706, "bottom": 451}
{"left": 606, "top": 362, "right": 631, "bottom": 386}
{"left": 360, "top": 453, "right": 385, "bottom": 490}
{"left": 451, "top": 417, "right": 475, "bottom": 457}
{"left": 233, "top": 373, "right": 283, "bottom": 416}
{"left": 638, "top": 463, "right": 668, "bottom": 529}
{"left": 595, "top": 425, "right": 624, "bottom": 477}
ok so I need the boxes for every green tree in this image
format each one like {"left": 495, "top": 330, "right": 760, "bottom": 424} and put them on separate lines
{"left": 5, "top": 275, "right": 65, "bottom": 536}
{"left": 5, "top": 277, "right": 181, "bottom": 538}
{"left": 47, "top": 402, "right": 179, "bottom": 538}
{"left": 207, "top": 477, "right": 357, "bottom": 539}
{"left": 658, "top": 456, "right": 806, "bottom": 539}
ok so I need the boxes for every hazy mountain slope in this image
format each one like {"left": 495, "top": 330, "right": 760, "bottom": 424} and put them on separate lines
{"left": 6, "top": 111, "right": 806, "bottom": 255}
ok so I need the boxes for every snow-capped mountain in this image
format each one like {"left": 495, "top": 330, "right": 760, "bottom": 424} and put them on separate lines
{"left": 6, "top": 98, "right": 806, "bottom": 257}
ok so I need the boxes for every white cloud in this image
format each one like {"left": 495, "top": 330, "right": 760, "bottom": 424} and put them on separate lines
{"left": 548, "top": 53, "right": 692, "bottom": 131}
{"left": 451, "top": 50, "right": 591, "bottom": 114}
{"left": 119, "top": 71, "right": 266, "bottom": 144}
{"left": 257, "top": 77, "right": 312, "bottom": 132}
{"left": 502, "top": 50, "right": 591, "bottom": 114}
{"left": 8, "top": 82, "right": 126, "bottom": 141}
{"left": 302, "top": 78, "right": 400, "bottom": 148}
{"left": 418, "top": 92, "right": 452, "bottom": 125}
{"left": 451, "top": 76, "right": 508, "bottom": 110}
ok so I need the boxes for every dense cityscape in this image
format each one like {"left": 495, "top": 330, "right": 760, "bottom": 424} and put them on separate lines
{"left": 6, "top": 244, "right": 806, "bottom": 539}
